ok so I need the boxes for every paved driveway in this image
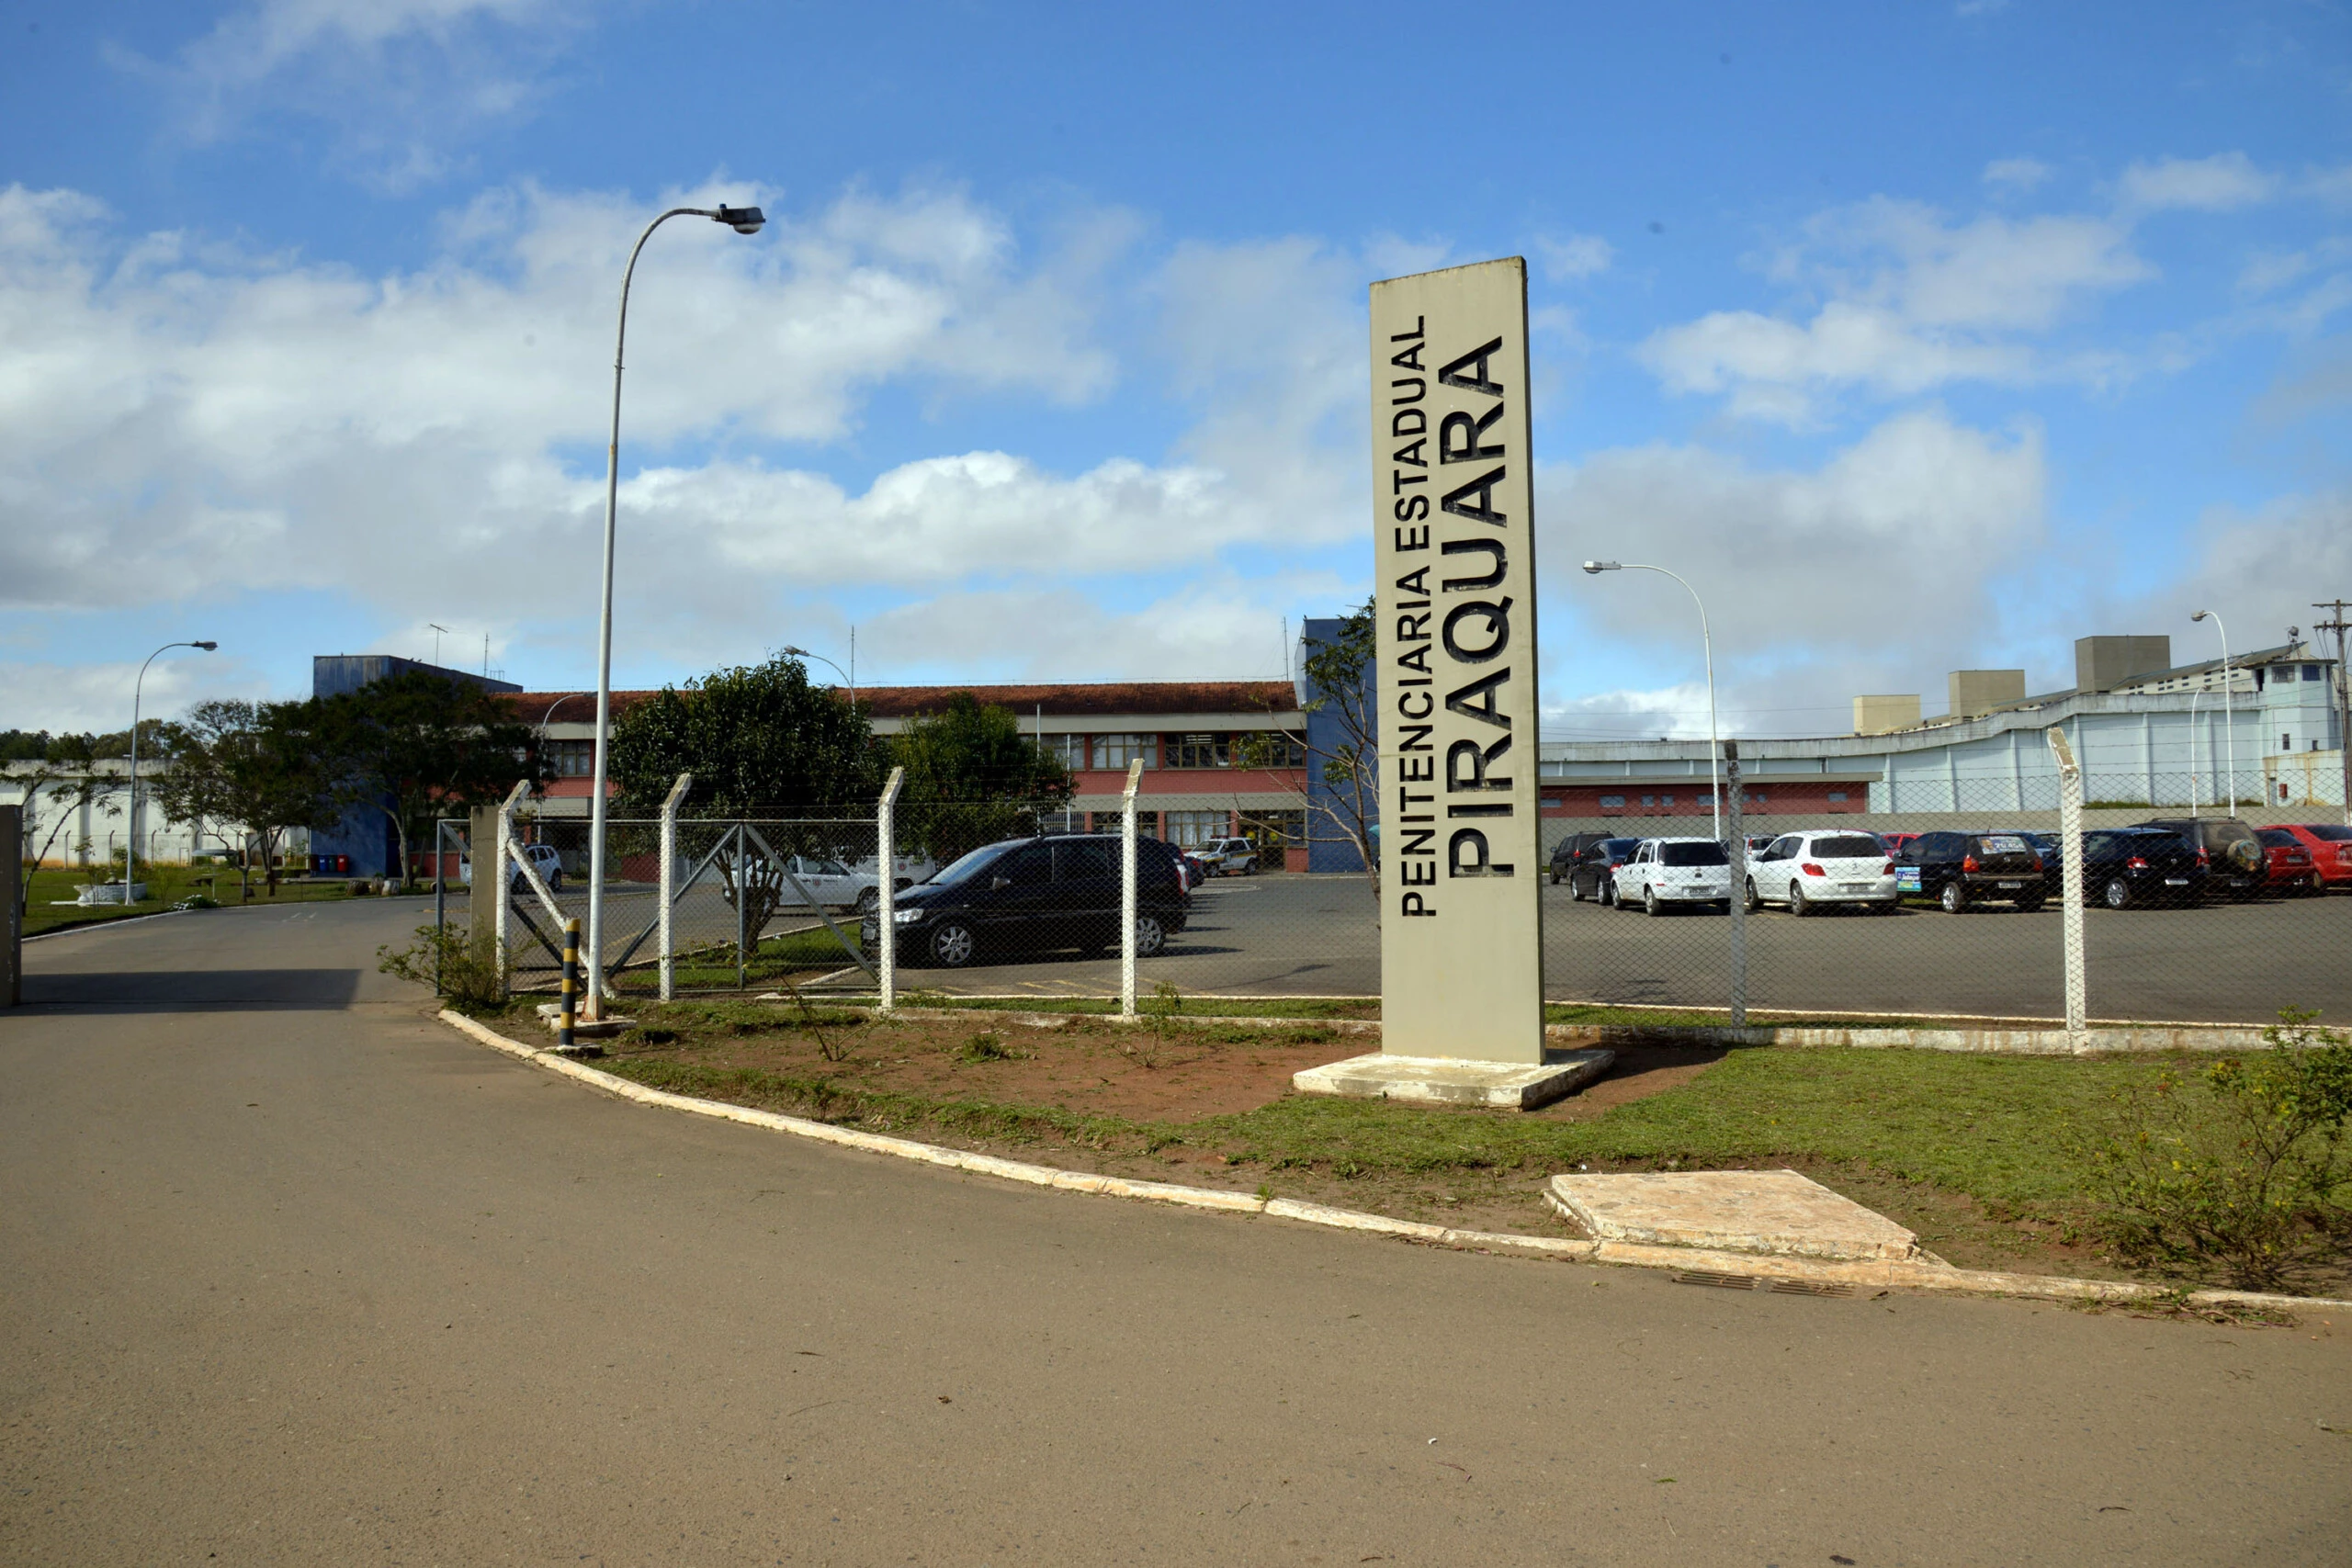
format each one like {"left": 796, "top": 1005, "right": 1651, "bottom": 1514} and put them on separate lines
{"left": 4, "top": 902, "right": 2346, "bottom": 1562}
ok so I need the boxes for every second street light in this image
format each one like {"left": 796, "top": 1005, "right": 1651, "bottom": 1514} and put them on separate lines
{"left": 2191, "top": 608, "right": 2235, "bottom": 814}
{"left": 584, "top": 201, "right": 766, "bottom": 1016}
{"left": 126, "top": 639, "right": 218, "bottom": 906}
{"left": 1582, "top": 560, "right": 1724, "bottom": 840}
{"left": 783, "top": 645, "right": 855, "bottom": 713}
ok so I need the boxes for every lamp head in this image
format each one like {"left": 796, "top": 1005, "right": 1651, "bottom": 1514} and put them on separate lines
{"left": 714, "top": 204, "right": 765, "bottom": 235}
{"left": 192, "top": 640, "right": 218, "bottom": 651}
{"left": 2191, "top": 610, "right": 2211, "bottom": 623}
{"left": 782, "top": 645, "right": 808, "bottom": 656}
{"left": 1581, "top": 560, "right": 1620, "bottom": 575}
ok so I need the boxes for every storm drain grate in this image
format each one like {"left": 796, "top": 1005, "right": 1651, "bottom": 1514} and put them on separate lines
{"left": 1768, "top": 1279, "right": 1856, "bottom": 1298}
{"left": 1672, "top": 1269, "right": 1761, "bottom": 1290}
{"left": 1669, "top": 1270, "right": 1857, "bottom": 1298}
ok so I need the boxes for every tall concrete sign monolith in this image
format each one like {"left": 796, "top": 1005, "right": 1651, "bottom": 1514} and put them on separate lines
{"left": 1371, "top": 257, "right": 1545, "bottom": 1065}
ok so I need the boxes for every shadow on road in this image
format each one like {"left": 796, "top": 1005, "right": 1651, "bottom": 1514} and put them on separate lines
{"left": 19, "top": 970, "right": 364, "bottom": 1012}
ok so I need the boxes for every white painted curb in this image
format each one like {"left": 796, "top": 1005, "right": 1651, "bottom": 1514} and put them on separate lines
{"left": 435, "top": 1010, "right": 2351, "bottom": 1317}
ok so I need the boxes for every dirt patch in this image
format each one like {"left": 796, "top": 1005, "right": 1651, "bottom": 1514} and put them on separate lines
{"left": 1532, "top": 1044, "right": 1730, "bottom": 1119}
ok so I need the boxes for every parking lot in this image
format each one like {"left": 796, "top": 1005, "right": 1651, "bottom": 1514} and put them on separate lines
{"left": 827, "top": 873, "right": 2352, "bottom": 1026}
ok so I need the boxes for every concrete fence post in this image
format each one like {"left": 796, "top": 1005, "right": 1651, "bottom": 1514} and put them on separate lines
{"left": 1724, "top": 742, "right": 1746, "bottom": 1029}
{"left": 492, "top": 779, "right": 528, "bottom": 990}
{"left": 658, "top": 773, "right": 690, "bottom": 1003}
{"left": 2048, "top": 727, "right": 2087, "bottom": 1050}
{"left": 1120, "top": 758, "right": 1143, "bottom": 1021}
{"left": 468, "top": 802, "right": 504, "bottom": 1001}
{"left": 2, "top": 804, "right": 21, "bottom": 1008}
{"left": 876, "top": 766, "right": 904, "bottom": 1012}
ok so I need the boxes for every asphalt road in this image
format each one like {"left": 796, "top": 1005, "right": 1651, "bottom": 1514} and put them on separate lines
{"left": 6, "top": 902, "right": 2349, "bottom": 1564}
{"left": 843, "top": 874, "right": 2352, "bottom": 1026}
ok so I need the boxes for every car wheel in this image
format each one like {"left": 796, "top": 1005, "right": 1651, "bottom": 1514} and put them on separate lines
{"left": 1566, "top": 874, "right": 1581, "bottom": 901}
{"left": 928, "top": 919, "right": 978, "bottom": 968}
{"left": 854, "top": 886, "right": 879, "bottom": 915}
{"left": 1643, "top": 886, "right": 1660, "bottom": 917}
{"left": 2310, "top": 872, "right": 2327, "bottom": 897}
{"left": 2102, "top": 877, "right": 2131, "bottom": 910}
{"left": 1940, "top": 880, "right": 1968, "bottom": 914}
{"left": 1789, "top": 882, "right": 1810, "bottom": 918}
{"left": 1550, "top": 865, "right": 1561, "bottom": 886}
{"left": 1135, "top": 914, "right": 1168, "bottom": 957}
{"left": 550, "top": 871, "right": 564, "bottom": 892}
{"left": 1743, "top": 878, "right": 1760, "bottom": 915}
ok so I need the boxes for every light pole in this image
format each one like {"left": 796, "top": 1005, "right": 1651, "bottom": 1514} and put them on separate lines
{"left": 783, "top": 645, "right": 856, "bottom": 714}
{"left": 126, "top": 640, "right": 217, "bottom": 904}
{"left": 1582, "top": 561, "right": 1723, "bottom": 839}
{"left": 2191, "top": 609, "right": 2234, "bottom": 815}
{"left": 585, "top": 201, "right": 765, "bottom": 1016}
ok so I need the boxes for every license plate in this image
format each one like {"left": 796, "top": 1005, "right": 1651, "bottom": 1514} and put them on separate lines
{"left": 1997, "top": 880, "right": 2022, "bottom": 889}
{"left": 1840, "top": 883, "right": 1869, "bottom": 893}
{"left": 2165, "top": 878, "right": 2188, "bottom": 886}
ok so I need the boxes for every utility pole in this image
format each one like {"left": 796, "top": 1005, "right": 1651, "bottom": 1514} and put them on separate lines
{"left": 2315, "top": 599, "right": 2352, "bottom": 827}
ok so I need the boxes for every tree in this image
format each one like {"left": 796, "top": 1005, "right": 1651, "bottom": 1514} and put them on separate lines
{"left": 606, "top": 653, "right": 880, "bottom": 817}
{"left": 151, "top": 700, "right": 334, "bottom": 897}
{"left": 310, "top": 672, "right": 539, "bottom": 890}
{"left": 889, "top": 693, "right": 1076, "bottom": 864}
{"left": 13, "top": 733, "right": 122, "bottom": 911}
{"left": 1237, "top": 600, "right": 1380, "bottom": 899}
{"left": 606, "top": 654, "right": 885, "bottom": 951}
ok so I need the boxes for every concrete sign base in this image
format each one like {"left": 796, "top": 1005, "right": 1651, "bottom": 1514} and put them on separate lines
{"left": 1293, "top": 1049, "right": 1612, "bottom": 1111}
{"left": 1546, "top": 1169, "right": 1919, "bottom": 1262}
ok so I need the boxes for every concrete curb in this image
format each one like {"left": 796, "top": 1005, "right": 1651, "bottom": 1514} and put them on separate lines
{"left": 435, "top": 1009, "right": 2351, "bottom": 1317}
{"left": 840, "top": 1005, "right": 2278, "bottom": 1056}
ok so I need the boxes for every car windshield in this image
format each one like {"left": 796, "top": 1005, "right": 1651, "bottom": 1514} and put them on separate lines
{"left": 1659, "top": 842, "right": 1728, "bottom": 866}
{"left": 1811, "top": 836, "right": 1883, "bottom": 859}
{"left": 2306, "top": 825, "right": 2352, "bottom": 841}
{"left": 929, "top": 844, "right": 1009, "bottom": 885}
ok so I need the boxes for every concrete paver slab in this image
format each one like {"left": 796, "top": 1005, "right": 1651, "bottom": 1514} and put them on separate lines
{"left": 1547, "top": 1168, "right": 1920, "bottom": 1261}
{"left": 1292, "top": 1049, "right": 1612, "bottom": 1110}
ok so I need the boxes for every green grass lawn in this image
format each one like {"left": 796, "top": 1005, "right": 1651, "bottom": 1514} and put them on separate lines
{"left": 605, "top": 923, "right": 866, "bottom": 993}
{"left": 20, "top": 863, "right": 356, "bottom": 935}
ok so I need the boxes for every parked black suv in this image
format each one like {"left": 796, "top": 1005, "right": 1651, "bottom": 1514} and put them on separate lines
{"left": 1893, "top": 829, "right": 2046, "bottom": 912}
{"left": 1562, "top": 836, "right": 1645, "bottom": 905}
{"left": 2077, "top": 828, "right": 2203, "bottom": 908}
{"left": 862, "top": 834, "right": 1190, "bottom": 968}
{"left": 1548, "top": 832, "right": 1615, "bottom": 886}
{"left": 2138, "top": 817, "right": 2266, "bottom": 900}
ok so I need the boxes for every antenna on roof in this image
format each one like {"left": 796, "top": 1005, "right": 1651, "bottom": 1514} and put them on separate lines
{"left": 1282, "top": 615, "right": 1290, "bottom": 685}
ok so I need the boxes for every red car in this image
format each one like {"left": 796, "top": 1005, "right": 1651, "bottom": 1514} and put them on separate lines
{"left": 2268, "top": 823, "right": 2352, "bottom": 892}
{"left": 1877, "top": 831, "right": 1920, "bottom": 857}
{"left": 2256, "top": 829, "right": 2319, "bottom": 895}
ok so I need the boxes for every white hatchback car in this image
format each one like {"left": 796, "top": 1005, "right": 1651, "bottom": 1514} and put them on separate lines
{"left": 1611, "top": 837, "right": 1733, "bottom": 915}
{"left": 1743, "top": 830, "right": 1896, "bottom": 915}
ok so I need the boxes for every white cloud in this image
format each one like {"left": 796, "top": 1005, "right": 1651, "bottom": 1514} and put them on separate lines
{"left": 116, "top": 0, "right": 581, "bottom": 189}
{"left": 1534, "top": 233, "right": 1613, "bottom": 282}
{"left": 0, "top": 655, "right": 268, "bottom": 738}
{"left": 1543, "top": 408, "right": 2046, "bottom": 659}
{"left": 2118, "top": 152, "right": 2278, "bottom": 213}
{"left": 1982, "top": 157, "right": 2052, "bottom": 192}
{"left": 1641, "top": 197, "right": 2150, "bottom": 420}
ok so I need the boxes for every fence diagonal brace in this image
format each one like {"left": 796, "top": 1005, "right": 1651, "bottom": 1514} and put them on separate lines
{"left": 739, "top": 823, "right": 877, "bottom": 983}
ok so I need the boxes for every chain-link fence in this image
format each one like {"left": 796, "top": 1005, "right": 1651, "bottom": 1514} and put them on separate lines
{"left": 433, "top": 763, "right": 2352, "bottom": 1027}
{"left": 1538, "top": 769, "right": 2352, "bottom": 1026}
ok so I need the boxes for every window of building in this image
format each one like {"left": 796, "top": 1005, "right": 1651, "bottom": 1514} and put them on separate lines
{"left": 1599, "top": 795, "right": 1626, "bottom": 812}
{"left": 1167, "top": 732, "right": 1231, "bottom": 769}
{"left": 2275, "top": 666, "right": 2298, "bottom": 683}
{"left": 1235, "top": 731, "right": 1306, "bottom": 768}
{"left": 1040, "top": 734, "right": 1089, "bottom": 772}
{"left": 1238, "top": 808, "right": 1306, "bottom": 849}
{"left": 544, "top": 739, "right": 595, "bottom": 777}
{"left": 1639, "top": 795, "right": 1656, "bottom": 808}
{"left": 1164, "top": 809, "right": 1231, "bottom": 847}
{"left": 1035, "top": 809, "right": 1085, "bottom": 835}
{"left": 1090, "top": 809, "right": 1159, "bottom": 838}
{"left": 2304, "top": 664, "right": 2324, "bottom": 682}
{"left": 1827, "top": 791, "right": 1848, "bottom": 803}
{"left": 1091, "top": 733, "right": 1155, "bottom": 770}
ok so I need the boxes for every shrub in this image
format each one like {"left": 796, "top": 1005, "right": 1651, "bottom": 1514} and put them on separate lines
{"left": 378, "top": 921, "right": 507, "bottom": 1012}
{"left": 2086, "top": 1010, "right": 2352, "bottom": 1292}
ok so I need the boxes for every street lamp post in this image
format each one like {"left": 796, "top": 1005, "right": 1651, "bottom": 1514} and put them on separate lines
{"left": 126, "top": 640, "right": 218, "bottom": 905}
{"left": 584, "top": 201, "right": 765, "bottom": 1016}
{"left": 783, "top": 645, "right": 855, "bottom": 714}
{"left": 2191, "top": 609, "right": 2234, "bottom": 815}
{"left": 1582, "top": 561, "right": 1723, "bottom": 840}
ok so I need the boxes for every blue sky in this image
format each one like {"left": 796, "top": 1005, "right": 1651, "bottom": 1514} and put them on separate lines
{"left": 2, "top": 0, "right": 2346, "bottom": 741}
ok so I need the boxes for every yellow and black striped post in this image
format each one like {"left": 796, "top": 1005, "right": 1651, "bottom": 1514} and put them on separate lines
{"left": 559, "top": 917, "right": 582, "bottom": 1049}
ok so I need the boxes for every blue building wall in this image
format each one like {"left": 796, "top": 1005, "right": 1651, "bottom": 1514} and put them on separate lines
{"left": 1297, "top": 617, "right": 1375, "bottom": 874}
{"left": 308, "top": 656, "right": 522, "bottom": 876}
